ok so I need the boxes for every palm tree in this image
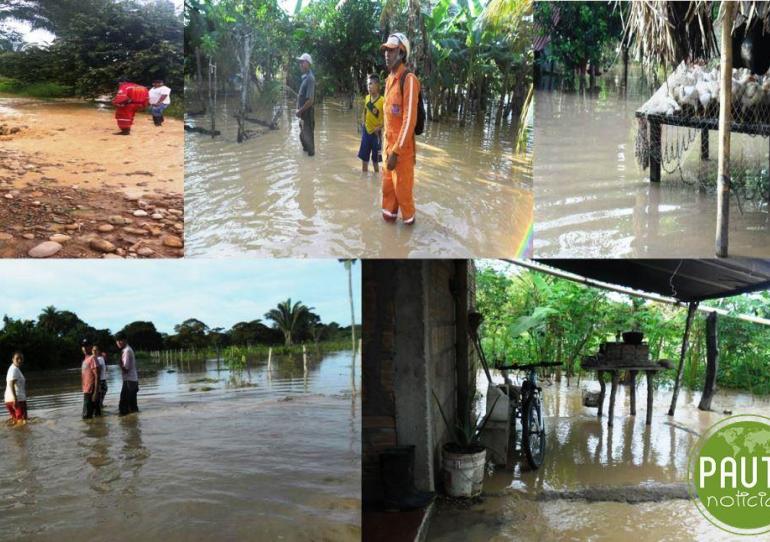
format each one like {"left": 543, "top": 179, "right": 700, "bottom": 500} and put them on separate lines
{"left": 339, "top": 259, "right": 357, "bottom": 353}
{"left": 265, "top": 298, "right": 313, "bottom": 346}
{"left": 37, "top": 305, "right": 61, "bottom": 334}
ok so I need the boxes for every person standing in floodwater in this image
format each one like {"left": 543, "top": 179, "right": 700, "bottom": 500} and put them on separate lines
{"left": 81, "top": 343, "right": 101, "bottom": 419}
{"left": 116, "top": 333, "right": 139, "bottom": 416}
{"left": 380, "top": 33, "right": 421, "bottom": 225}
{"left": 93, "top": 345, "right": 107, "bottom": 410}
{"left": 5, "top": 352, "right": 27, "bottom": 425}
{"left": 358, "top": 74, "right": 384, "bottom": 173}
{"left": 295, "top": 53, "right": 316, "bottom": 157}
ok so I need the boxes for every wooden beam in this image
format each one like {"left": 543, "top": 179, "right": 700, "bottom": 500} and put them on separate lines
{"left": 503, "top": 260, "right": 770, "bottom": 327}
{"left": 668, "top": 302, "right": 699, "bottom": 416}
{"left": 716, "top": 2, "right": 737, "bottom": 257}
{"left": 698, "top": 312, "right": 719, "bottom": 411}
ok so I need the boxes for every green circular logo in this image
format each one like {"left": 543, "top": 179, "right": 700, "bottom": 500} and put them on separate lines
{"left": 688, "top": 415, "right": 770, "bottom": 535}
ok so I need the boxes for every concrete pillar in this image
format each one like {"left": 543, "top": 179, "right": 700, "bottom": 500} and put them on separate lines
{"left": 393, "top": 260, "right": 435, "bottom": 492}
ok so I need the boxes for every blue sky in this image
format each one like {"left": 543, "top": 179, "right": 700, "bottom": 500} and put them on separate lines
{"left": 0, "top": 260, "right": 361, "bottom": 334}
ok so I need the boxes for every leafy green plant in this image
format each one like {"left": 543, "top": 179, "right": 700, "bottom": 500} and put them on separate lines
{"left": 432, "top": 389, "right": 501, "bottom": 450}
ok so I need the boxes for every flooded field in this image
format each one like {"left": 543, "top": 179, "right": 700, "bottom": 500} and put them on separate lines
{"left": 0, "top": 350, "right": 360, "bottom": 541}
{"left": 534, "top": 71, "right": 770, "bottom": 258}
{"left": 427, "top": 373, "right": 770, "bottom": 542}
{"left": 0, "top": 95, "right": 184, "bottom": 258}
{"left": 185, "top": 98, "right": 532, "bottom": 258}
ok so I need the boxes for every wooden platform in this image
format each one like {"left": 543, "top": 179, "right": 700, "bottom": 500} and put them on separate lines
{"left": 634, "top": 110, "right": 770, "bottom": 183}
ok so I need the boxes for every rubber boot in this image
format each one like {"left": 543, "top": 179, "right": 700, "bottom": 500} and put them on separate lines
{"left": 380, "top": 445, "right": 435, "bottom": 511}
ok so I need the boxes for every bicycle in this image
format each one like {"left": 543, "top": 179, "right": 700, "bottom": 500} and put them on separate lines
{"left": 468, "top": 311, "right": 561, "bottom": 469}
{"left": 496, "top": 361, "right": 561, "bottom": 469}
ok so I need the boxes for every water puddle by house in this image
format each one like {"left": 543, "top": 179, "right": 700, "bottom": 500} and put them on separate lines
{"left": 427, "top": 373, "right": 770, "bottom": 541}
{"left": 0, "top": 350, "right": 361, "bottom": 541}
{"left": 185, "top": 98, "right": 532, "bottom": 258}
{"left": 534, "top": 70, "right": 770, "bottom": 258}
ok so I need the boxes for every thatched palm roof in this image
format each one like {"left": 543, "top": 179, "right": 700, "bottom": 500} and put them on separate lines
{"left": 623, "top": 0, "right": 769, "bottom": 69}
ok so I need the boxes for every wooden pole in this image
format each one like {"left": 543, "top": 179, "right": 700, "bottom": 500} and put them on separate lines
{"left": 267, "top": 347, "right": 272, "bottom": 372}
{"left": 629, "top": 370, "right": 637, "bottom": 416}
{"left": 597, "top": 370, "right": 606, "bottom": 417}
{"left": 698, "top": 312, "right": 719, "bottom": 411}
{"left": 608, "top": 371, "right": 619, "bottom": 427}
{"left": 646, "top": 371, "right": 654, "bottom": 426}
{"left": 668, "top": 302, "right": 699, "bottom": 416}
{"left": 649, "top": 120, "right": 662, "bottom": 183}
{"left": 716, "top": 2, "right": 737, "bottom": 257}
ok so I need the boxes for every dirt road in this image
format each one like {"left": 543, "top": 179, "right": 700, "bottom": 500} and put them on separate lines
{"left": 0, "top": 96, "right": 183, "bottom": 258}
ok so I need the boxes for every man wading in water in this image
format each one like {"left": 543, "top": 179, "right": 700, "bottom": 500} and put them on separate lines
{"left": 115, "top": 333, "right": 139, "bottom": 416}
{"left": 380, "top": 33, "right": 421, "bottom": 225}
{"left": 295, "top": 53, "right": 316, "bottom": 157}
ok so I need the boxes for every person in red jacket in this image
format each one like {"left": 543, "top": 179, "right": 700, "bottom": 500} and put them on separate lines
{"left": 112, "top": 77, "right": 149, "bottom": 135}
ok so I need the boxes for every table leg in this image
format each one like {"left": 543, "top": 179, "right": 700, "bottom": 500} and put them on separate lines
{"left": 597, "top": 370, "right": 606, "bottom": 418}
{"left": 608, "top": 371, "right": 619, "bottom": 427}
{"left": 629, "top": 370, "right": 637, "bottom": 416}
{"left": 649, "top": 120, "right": 661, "bottom": 183}
{"left": 701, "top": 128, "right": 709, "bottom": 160}
{"left": 646, "top": 371, "right": 654, "bottom": 426}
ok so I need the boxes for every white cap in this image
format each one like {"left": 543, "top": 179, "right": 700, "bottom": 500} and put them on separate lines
{"left": 380, "top": 33, "right": 410, "bottom": 61}
{"left": 296, "top": 53, "right": 313, "bottom": 65}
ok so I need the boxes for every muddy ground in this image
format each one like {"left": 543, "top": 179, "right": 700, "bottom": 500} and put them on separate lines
{"left": 0, "top": 98, "right": 183, "bottom": 258}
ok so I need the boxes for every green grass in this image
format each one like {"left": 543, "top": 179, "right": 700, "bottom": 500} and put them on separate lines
{"left": 0, "top": 77, "right": 73, "bottom": 98}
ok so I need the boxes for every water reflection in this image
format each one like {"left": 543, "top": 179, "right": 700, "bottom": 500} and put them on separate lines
{"left": 0, "top": 350, "right": 360, "bottom": 540}
{"left": 535, "top": 68, "right": 770, "bottom": 258}
{"left": 185, "top": 98, "right": 532, "bottom": 258}
{"left": 429, "top": 374, "right": 770, "bottom": 541}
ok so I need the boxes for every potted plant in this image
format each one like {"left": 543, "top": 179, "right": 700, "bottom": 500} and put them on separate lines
{"left": 622, "top": 299, "right": 645, "bottom": 345}
{"left": 432, "top": 390, "right": 501, "bottom": 498}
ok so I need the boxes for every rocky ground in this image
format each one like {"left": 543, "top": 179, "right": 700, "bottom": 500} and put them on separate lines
{"left": 0, "top": 111, "right": 184, "bottom": 259}
{"left": 0, "top": 130, "right": 183, "bottom": 258}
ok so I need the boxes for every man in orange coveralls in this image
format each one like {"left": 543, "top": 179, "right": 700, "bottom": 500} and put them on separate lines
{"left": 380, "top": 33, "right": 421, "bottom": 225}
{"left": 112, "top": 77, "right": 149, "bottom": 135}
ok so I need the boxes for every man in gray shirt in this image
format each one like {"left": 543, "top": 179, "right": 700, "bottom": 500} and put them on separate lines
{"left": 115, "top": 333, "right": 139, "bottom": 416}
{"left": 295, "top": 53, "right": 316, "bottom": 156}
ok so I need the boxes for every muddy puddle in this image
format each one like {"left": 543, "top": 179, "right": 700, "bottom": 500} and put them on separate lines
{"left": 185, "top": 98, "right": 532, "bottom": 258}
{"left": 427, "top": 372, "right": 770, "bottom": 542}
{"left": 534, "top": 70, "right": 770, "bottom": 258}
{"left": 0, "top": 350, "right": 361, "bottom": 541}
{"left": 0, "top": 95, "right": 184, "bottom": 258}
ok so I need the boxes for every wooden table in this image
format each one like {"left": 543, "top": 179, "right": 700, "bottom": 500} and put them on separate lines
{"left": 634, "top": 111, "right": 770, "bottom": 184}
{"left": 584, "top": 363, "right": 666, "bottom": 427}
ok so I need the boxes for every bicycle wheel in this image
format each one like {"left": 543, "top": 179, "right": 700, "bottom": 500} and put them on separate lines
{"left": 522, "top": 396, "right": 545, "bottom": 469}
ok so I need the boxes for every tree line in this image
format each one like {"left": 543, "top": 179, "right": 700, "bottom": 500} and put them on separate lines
{"left": 184, "top": 0, "right": 533, "bottom": 141}
{"left": 476, "top": 267, "right": 770, "bottom": 395}
{"left": 0, "top": 299, "right": 358, "bottom": 371}
{"left": 0, "top": 0, "right": 183, "bottom": 98}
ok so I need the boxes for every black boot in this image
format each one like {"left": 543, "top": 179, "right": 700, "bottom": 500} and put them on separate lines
{"left": 380, "top": 445, "right": 435, "bottom": 511}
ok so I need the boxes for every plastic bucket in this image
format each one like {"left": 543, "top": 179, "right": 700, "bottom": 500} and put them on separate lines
{"left": 441, "top": 444, "right": 486, "bottom": 498}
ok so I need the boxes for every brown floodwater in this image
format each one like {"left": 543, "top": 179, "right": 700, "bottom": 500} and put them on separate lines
{"left": 427, "top": 372, "right": 770, "bottom": 541}
{"left": 534, "top": 71, "right": 770, "bottom": 258}
{"left": 0, "top": 350, "right": 360, "bottom": 541}
{"left": 185, "top": 98, "right": 532, "bottom": 258}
